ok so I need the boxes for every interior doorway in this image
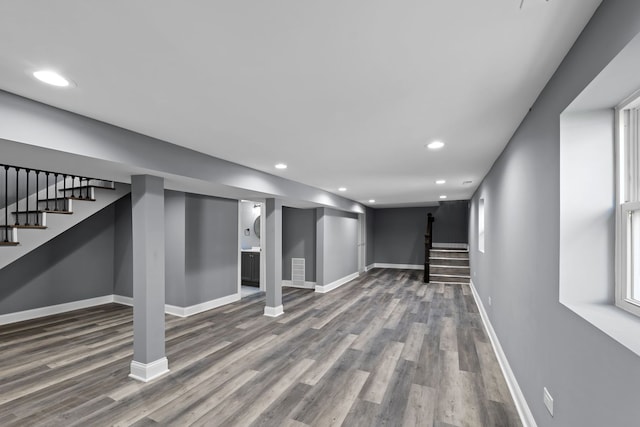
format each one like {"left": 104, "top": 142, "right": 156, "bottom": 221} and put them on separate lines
{"left": 238, "top": 200, "right": 265, "bottom": 297}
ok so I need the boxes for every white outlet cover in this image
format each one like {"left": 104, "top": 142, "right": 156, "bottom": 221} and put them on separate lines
{"left": 543, "top": 387, "right": 554, "bottom": 416}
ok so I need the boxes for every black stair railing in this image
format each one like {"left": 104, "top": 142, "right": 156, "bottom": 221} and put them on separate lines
{"left": 423, "top": 212, "right": 435, "bottom": 283}
{"left": 0, "top": 163, "right": 103, "bottom": 243}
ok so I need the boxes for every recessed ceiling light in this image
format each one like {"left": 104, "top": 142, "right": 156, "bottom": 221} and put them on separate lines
{"left": 369, "top": 199, "right": 375, "bottom": 203}
{"left": 338, "top": 187, "right": 347, "bottom": 192}
{"left": 439, "top": 195, "right": 447, "bottom": 199}
{"left": 427, "top": 141, "right": 445, "bottom": 150}
{"left": 275, "top": 163, "right": 287, "bottom": 169}
{"left": 33, "top": 70, "right": 70, "bottom": 87}
{"left": 435, "top": 179, "right": 446, "bottom": 185}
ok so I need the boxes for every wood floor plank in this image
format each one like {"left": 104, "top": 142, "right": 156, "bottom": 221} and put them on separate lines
{"left": 403, "top": 383, "right": 437, "bottom": 427}
{"left": 361, "top": 341, "right": 404, "bottom": 404}
{"left": 0, "top": 271, "right": 521, "bottom": 427}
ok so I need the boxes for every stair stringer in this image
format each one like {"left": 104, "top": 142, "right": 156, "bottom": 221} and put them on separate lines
{"left": 0, "top": 183, "right": 130, "bottom": 270}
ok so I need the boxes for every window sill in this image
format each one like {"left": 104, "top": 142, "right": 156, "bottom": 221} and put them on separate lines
{"left": 561, "top": 301, "right": 640, "bottom": 357}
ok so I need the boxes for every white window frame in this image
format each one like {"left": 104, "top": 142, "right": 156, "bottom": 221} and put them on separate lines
{"left": 616, "top": 90, "right": 640, "bottom": 317}
{"left": 478, "top": 198, "right": 485, "bottom": 253}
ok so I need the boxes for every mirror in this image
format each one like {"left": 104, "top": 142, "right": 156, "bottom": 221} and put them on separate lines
{"left": 253, "top": 216, "right": 261, "bottom": 238}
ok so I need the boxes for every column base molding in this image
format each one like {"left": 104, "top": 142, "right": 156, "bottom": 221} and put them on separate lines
{"left": 129, "top": 357, "right": 169, "bottom": 383}
{"left": 264, "top": 305, "right": 284, "bottom": 317}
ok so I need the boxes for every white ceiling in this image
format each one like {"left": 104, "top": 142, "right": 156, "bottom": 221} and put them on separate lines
{"left": 0, "top": 0, "right": 601, "bottom": 207}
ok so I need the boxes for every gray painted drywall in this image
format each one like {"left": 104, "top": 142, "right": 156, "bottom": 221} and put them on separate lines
{"left": 265, "top": 198, "right": 283, "bottom": 308}
{"left": 317, "top": 208, "right": 358, "bottom": 285}
{"left": 131, "top": 175, "right": 166, "bottom": 364}
{"left": 374, "top": 202, "right": 469, "bottom": 265}
{"left": 240, "top": 201, "right": 261, "bottom": 250}
{"left": 468, "top": 2, "right": 640, "bottom": 426}
{"left": 366, "top": 207, "right": 375, "bottom": 267}
{"left": 165, "top": 191, "right": 186, "bottom": 307}
{"left": 113, "top": 195, "right": 133, "bottom": 298}
{"left": 184, "top": 194, "right": 238, "bottom": 305}
{"left": 282, "top": 207, "right": 316, "bottom": 282}
{"left": 0, "top": 204, "right": 115, "bottom": 315}
{"left": 0, "top": 91, "right": 364, "bottom": 214}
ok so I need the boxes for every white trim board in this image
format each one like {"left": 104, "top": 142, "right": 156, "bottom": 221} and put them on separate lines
{"left": 129, "top": 357, "right": 169, "bottom": 383}
{"left": 115, "top": 293, "right": 241, "bottom": 318}
{"left": 264, "top": 305, "right": 284, "bottom": 317}
{"left": 0, "top": 295, "right": 114, "bottom": 325}
{"left": 0, "top": 292, "right": 243, "bottom": 325}
{"left": 365, "top": 264, "right": 374, "bottom": 272}
{"left": 315, "top": 271, "right": 359, "bottom": 293}
{"left": 372, "top": 263, "right": 423, "bottom": 270}
{"left": 432, "top": 242, "right": 469, "bottom": 250}
{"left": 470, "top": 280, "right": 537, "bottom": 427}
{"left": 282, "top": 279, "right": 316, "bottom": 289}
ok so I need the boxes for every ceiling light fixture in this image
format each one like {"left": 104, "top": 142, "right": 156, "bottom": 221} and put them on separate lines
{"left": 369, "top": 199, "right": 376, "bottom": 203}
{"left": 439, "top": 195, "right": 447, "bottom": 199}
{"left": 427, "top": 141, "right": 445, "bottom": 150}
{"left": 33, "top": 70, "right": 70, "bottom": 87}
{"left": 435, "top": 179, "right": 446, "bottom": 185}
{"left": 275, "top": 163, "right": 287, "bottom": 169}
{"left": 338, "top": 187, "right": 347, "bottom": 192}
{"left": 463, "top": 180, "right": 473, "bottom": 185}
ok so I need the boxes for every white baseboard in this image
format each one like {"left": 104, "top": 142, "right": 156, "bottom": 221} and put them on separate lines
{"left": 315, "top": 271, "right": 359, "bottom": 293}
{"left": 365, "top": 264, "right": 374, "bottom": 272}
{"left": 113, "top": 294, "right": 133, "bottom": 307}
{"left": 115, "top": 293, "right": 241, "bottom": 318}
{"left": 372, "top": 263, "right": 423, "bottom": 270}
{"left": 0, "top": 292, "right": 240, "bottom": 325}
{"left": 470, "top": 280, "right": 537, "bottom": 427}
{"left": 432, "top": 242, "right": 469, "bottom": 250}
{"left": 264, "top": 305, "right": 284, "bottom": 317}
{"left": 129, "top": 357, "right": 169, "bottom": 383}
{"left": 282, "top": 280, "right": 316, "bottom": 289}
{"left": 165, "top": 293, "right": 241, "bottom": 317}
{"left": 0, "top": 295, "right": 114, "bottom": 325}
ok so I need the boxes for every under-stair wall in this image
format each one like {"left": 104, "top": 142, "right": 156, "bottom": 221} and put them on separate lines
{"left": 0, "top": 204, "right": 117, "bottom": 316}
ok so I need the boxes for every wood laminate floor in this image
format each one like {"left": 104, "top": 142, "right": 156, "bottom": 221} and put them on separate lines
{"left": 0, "top": 269, "right": 522, "bottom": 427}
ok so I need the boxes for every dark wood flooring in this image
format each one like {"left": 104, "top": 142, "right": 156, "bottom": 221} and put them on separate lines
{"left": 0, "top": 268, "right": 522, "bottom": 426}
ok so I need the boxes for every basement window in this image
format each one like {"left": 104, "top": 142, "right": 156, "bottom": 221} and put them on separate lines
{"left": 616, "top": 91, "right": 640, "bottom": 317}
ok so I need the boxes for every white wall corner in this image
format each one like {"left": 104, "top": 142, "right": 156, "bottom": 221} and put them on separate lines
{"left": 129, "top": 357, "right": 169, "bottom": 383}
{"left": 469, "top": 280, "right": 537, "bottom": 427}
{"left": 264, "top": 305, "right": 284, "bottom": 317}
{"left": 113, "top": 294, "right": 133, "bottom": 307}
{"left": 315, "top": 271, "right": 359, "bottom": 293}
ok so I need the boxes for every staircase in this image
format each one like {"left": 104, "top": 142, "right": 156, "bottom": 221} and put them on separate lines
{"left": 0, "top": 164, "right": 130, "bottom": 269}
{"left": 429, "top": 248, "right": 470, "bottom": 284}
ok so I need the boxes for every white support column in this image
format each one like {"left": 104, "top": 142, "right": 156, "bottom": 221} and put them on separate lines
{"left": 264, "top": 198, "right": 283, "bottom": 317}
{"left": 129, "top": 175, "right": 169, "bottom": 382}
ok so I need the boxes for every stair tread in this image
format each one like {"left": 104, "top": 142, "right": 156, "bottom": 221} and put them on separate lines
{"left": 60, "top": 185, "right": 114, "bottom": 191}
{"left": 430, "top": 273, "right": 471, "bottom": 278}
{"left": 0, "top": 224, "right": 47, "bottom": 229}
{"left": 41, "top": 197, "right": 96, "bottom": 202}
{"left": 12, "top": 210, "right": 73, "bottom": 214}
{"left": 0, "top": 241, "right": 19, "bottom": 246}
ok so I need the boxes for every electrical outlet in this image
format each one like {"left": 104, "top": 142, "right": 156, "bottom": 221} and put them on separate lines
{"left": 488, "top": 296, "right": 492, "bottom": 306}
{"left": 543, "top": 387, "right": 554, "bottom": 416}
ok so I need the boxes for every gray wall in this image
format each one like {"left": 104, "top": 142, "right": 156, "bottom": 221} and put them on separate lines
{"left": 113, "top": 195, "right": 133, "bottom": 297}
{"left": 165, "top": 191, "right": 186, "bottom": 306}
{"left": 240, "top": 201, "right": 261, "bottom": 250}
{"left": 282, "top": 207, "right": 316, "bottom": 282}
{"left": 374, "top": 202, "right": 469, "bottom": 265}
{"left": 114, "top": 191, "right": 239, "bottom": 306}
{"left": 0, "top": 205, "right": 115, "bottom": 314}
{"left": 468, "top": 2, "right": 640, "bottom": 426}
{"left": 184, "top": 194, "right": 238, "bottom": 305}
{"left": 366, "top": 207, "right": 375, "bottom": 267}
{"left": 318, "top": 208, "right": 358, "bottom": 285}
